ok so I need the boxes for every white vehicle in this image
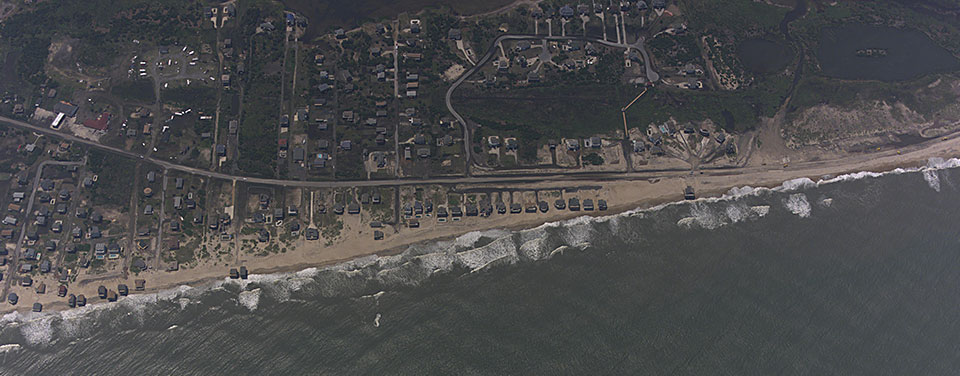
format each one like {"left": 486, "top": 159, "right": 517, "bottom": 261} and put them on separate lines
{"left": 189, "top": 62, "right": 197, "bottom": 66}
{"left": 188, "top": 50, "right": 195, "bottom": 56}
{"left": 139, "top": 72, "right": 148, "bottom": 77}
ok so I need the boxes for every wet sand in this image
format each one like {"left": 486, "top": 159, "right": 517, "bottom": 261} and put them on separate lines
{"left": 5, "top": 130, "right": 960, "bottom": 315}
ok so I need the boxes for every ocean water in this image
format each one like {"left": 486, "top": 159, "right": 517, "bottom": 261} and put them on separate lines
{"left": 3, "top": 160, "right": 960, "bottom": 374}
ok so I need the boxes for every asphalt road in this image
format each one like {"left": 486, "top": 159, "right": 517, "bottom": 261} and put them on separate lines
{"left": 444, "top": 33, "right": 660, "bottom": 176}
{"left": 1, "top": 160, "right": 84, "bottom": 303}
{"left": 0, "top": 115, "right": 696, "bottom": 189}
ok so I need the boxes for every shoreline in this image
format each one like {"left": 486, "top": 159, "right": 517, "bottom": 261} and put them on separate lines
{"left": 4, "top": 133, "right": 960, "bottom": 316}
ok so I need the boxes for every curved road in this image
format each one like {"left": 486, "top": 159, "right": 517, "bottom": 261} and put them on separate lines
{"left": 445, "top": 33, "right": 659, "bottom": 175}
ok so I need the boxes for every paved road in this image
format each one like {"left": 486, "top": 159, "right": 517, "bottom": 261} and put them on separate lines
{"left": 0, "top": 115, "right": 697, "bottom": 188}
{"left": 444, "top": 33, "right": 660, "bottom": 176}
{"left": 1, "top": 160, "right": 84, "bottom": 302}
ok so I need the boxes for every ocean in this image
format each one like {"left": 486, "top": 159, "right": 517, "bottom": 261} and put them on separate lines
{"left": 2, "top": 159, "right": 960, "bottom": 375}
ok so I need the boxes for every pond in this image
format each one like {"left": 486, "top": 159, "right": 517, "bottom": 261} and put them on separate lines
{"left": 815, "top": 24, "right": 960, "bottom": 81}
{"left": 737, "top": 38, "right": 794, "bottom": 74}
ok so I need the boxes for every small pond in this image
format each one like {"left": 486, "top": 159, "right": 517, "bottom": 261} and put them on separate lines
{"left": 816, "top": 24, "right": 960, "bottom": 81}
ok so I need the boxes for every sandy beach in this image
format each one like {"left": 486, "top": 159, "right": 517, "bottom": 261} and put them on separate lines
{"left": 5, "top": 129, "right": 960, "bottom": 315}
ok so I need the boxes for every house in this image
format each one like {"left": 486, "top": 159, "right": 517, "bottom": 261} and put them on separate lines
{"left": 652, "top": 0, "right": 666, "bottom": 9}
{"left": 292, "top": 147, "right": 305, "bottom": 162}
{"left": 89, "top": 226, "right": 101, "bottom": 239}
{"left": 340, "top": 140, "right": 352, "bottom": 150}
{"left": 317, "top": 139, "right": 330, "bottom": 150}
{"left": 516, "top": 41, "right": 531, "bottom": 51}
{"left": 684, "top": 186, "right": 696, "bottom": 200}
{"left": 305, "top": 228, "right": 320, "bottom": 240}
{"left": 448, "top": 29, "right": 462, "bottom": 40}
{"left": 175, "top": 178, "right": 184, "bottom": 190}
{"left": 560, "top": 5, "right": 575, "bottom": 18}
{"left": 488, "top": 136, "right": 501, "bottom": 148}
{"left": 221, "top": 74, "right": 231, "bottom": 86}
{"left": 505, "top": 138, "right": 519, "bottom": 150}
{"left": 590, "top": 136, "right": 602, "bottom": 148}
{"left": 417, "top": 148, "right": 431, "bottom": 158}
{"left": 565, "top": 138, "right": 580, "bottom": 151}
{"left": 146, "top": 170, "right": 156, "bottom": 183}
{"left": 144, "top": 205, "right": 154, "bottom": 215}
{"left": 216, "top": 144, "right": 226, "bottom": 156}
{"left": 229, "top": 120, "right": 238, "bottom": 134}
{"left": 347, "top": 203, "right": 360, "bottom": 214}
{"left": 53, "top": 101, "right": 79, "bottom": 117}
{"left": 94, "top": 243, "right": 107, "bottom": 259}
{"left": 527, "top": 71, "right": 541, "bottom": 83}
{"left": 82, "top": 112, "right": 110, "bottom": 131}
{"left": 497, "top": 57, "right": 510, "bottom": 72}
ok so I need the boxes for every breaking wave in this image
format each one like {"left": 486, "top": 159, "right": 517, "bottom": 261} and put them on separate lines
{"left": 4, "top": 157, "right": 960, "bottom": 347}
{"left": 783, "top": 194, "right": 812, "bottom": 218}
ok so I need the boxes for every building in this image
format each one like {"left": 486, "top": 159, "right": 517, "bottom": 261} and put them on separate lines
{"left": 448, "top": 29, "right": 462, "bottom": 40}
{"left": 53, "top": 101, "right": 79, "bottom": 117}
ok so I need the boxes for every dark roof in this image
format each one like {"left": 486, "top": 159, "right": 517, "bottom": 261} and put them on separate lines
{"left": 54, "top": 101, "right": 79, "bottom": 117}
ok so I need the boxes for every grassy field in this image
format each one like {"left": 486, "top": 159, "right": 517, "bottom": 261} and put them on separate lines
{"left": 87, "top": 149, "right": 136, "bottom": 208}
{"left": 681, "top": 0, "right": 787, "bottom": 35}
{"left": 458, "top": 76, "right": 790, "bottom": 147}
{"left": 112, "top": 79, "right": 156, "bottom": 103}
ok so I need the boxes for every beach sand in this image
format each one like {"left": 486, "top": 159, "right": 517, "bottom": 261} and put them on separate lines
{"left": 6, "top": 130, "right": 960, "bottom": 314}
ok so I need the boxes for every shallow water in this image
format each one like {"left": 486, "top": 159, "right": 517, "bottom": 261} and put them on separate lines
{"left": 816, "top": 24, "right": 960, "bottom": 81}
{"left": 3, "top": 160, "right": 960, "bottom": 374}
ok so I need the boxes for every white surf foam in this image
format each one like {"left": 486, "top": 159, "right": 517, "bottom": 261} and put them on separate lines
{"left": 8, "top": 156, "right": 960, "bottom": 347}
{"left": 237, "top": 288, "right": 261, "bottom": 311}
{"left": 783, "top": 193, "right": 812, "bottom": 218}
{"left": 923, "top": 169, "right": 941, "bottom": 192}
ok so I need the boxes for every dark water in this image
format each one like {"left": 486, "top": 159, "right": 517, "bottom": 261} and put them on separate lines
{"left": 3, "top": 161, "right": 960, "bottom": 374}
{"left": 738, "top": 39, "right": 794, "bottom": 74}
{"left": 816, "top": 24, "right": 960, "bottom": 81}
